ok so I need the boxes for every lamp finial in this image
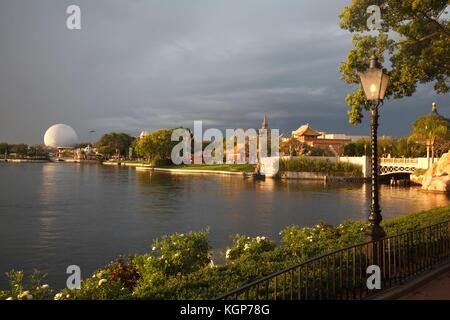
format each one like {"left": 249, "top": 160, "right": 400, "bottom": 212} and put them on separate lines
{"left": 369, "top": 54, "right": 378, "bottom": 69}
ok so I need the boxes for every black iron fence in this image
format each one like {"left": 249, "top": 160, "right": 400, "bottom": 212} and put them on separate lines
{"left": 217, "top": 220, "right": 450, "bottom": 300}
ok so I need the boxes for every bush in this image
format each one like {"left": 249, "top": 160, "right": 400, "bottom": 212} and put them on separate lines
{"left": 55, "top": 256, "right": 139, "bottom": 300}
{"left": 0, "top": 270, "right": 52, "bottom": 300}
{"left": 280, "top": 221, "right": 368, "bottom": 260}
{"left": 383, "top": 205, "right": 450, "bottom": 235}
{"left": 152, "top": 158, "right": 173, "bottom": 166}
{"left": 225, "top": 235, "right": 276, "bottom": 261}
{"left": 279, "top": 157, "right": 362, "bottom": 177}
{"left": 131, "top": 230, "right": 212, "bottom": 299}
{"left": 54, "top": 230, "right": 211, "bottom": 300}
{"left": 149, "top": 230, "right": 211, "bottom": 276}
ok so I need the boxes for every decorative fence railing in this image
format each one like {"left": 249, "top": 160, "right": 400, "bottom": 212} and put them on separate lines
{"left": 217, "top": 220, "right": 450, "bottom": 300}
{"left": 380, "top": 158, "right": 419, "bottom": 166}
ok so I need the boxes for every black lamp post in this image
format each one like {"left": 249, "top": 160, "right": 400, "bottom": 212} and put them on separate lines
{"left": 358, "top": 54, "right": 390, "bottom": 242}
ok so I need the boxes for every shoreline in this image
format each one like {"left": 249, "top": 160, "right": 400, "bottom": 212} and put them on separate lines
{"left": 101, "top": 161, "right": 370, "bottom": 182}
{"left": 0, "top": 159, "right": 394, "bottom": 184}
{"left": 0, "top": 159, "right": 50, "bottom": 163}
{"left": 1, "top": 159, "right": 101, "bottom": 164}
{"left": 135, "top": 165, "right": 366, "bottom": 182}
{"left": 278, "top": 171, "right": 367, "bottom": 183}
{"left": 138, "top": 166, "right": 253, "bottom": 177}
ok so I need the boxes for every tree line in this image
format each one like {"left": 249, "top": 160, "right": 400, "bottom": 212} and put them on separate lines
{"left": 95, "top": 130, "right": 177, "bottom": 164}
{"left": 0, "top": 143, "right": 50, "bottom": 159}
{"left": 344, "top": 107, "right": 450, "bottom": 158}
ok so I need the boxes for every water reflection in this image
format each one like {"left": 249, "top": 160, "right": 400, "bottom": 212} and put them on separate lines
{"left": 379, "top": 185, "right": 450, "bottom": 219}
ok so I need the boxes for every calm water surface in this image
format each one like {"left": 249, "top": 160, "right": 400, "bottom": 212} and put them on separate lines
{"left": 1, "top": 163, "right": 449, "bottom": 288}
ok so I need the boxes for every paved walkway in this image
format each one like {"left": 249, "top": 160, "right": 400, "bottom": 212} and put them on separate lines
{"left": 399, "top": 269, "right": 450, "bottom": 300}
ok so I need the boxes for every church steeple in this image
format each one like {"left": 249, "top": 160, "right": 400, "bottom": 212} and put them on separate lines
{"left": 261, "top": 113, "right": 268, "bottom": 130}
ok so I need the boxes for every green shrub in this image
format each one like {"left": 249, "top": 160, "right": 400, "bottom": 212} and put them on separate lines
{"left": 55, "top": 256, "right": 139, "bottom": 300}
{"left": 152, "top": 158, "right": 172, "bottom": 166}
{"left": 279, "top": 157, "right": 362, "bottom": 177}
{"left": 54, "top": 230, "right": 211, "bottom": 300}
{"left": 133, "top": 247, "right": 293, "bottom": 300}
{"left": 383, "top": 205, "right": 450, "bottom": 235}
{"left": 149, "top": 230, "right": 211, "bottom": 276}
{"left": 131, "top": 230, "right": 212, "bottom": 299}
{"left": 225, "top": 235, "right": 276, "bottom": 261}
{"left": 280, "top": 221, "right": 368, "bottom": 260}
{"left": 56, "top": 276, "right": 130, "bottom": 300}
{"left": 0, "top": 270, "right": 52, "bottom": 300}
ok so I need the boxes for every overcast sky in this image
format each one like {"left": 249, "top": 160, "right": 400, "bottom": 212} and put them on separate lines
{"left": 0, "top": 0, "right": 448, "bottom": 144}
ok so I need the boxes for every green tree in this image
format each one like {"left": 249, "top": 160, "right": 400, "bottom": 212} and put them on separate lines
{"left": 135, "top": 129, "right": 178, "bottom": 163}
{"left": 378, "top": 137, "right": 394, "bottom": 156}
{"left": 97, "top": 146, "right": 115, "bottom": 157}
{"left": 344, "top": 139, "right": 370, "bottom": 156}
{"left": 408, "top": 112, "right": 450, "bottom": 163}
{"left": 391, "top": 136, "right": 426, "bottom": 158}
{"left": 0, "top": 142, "right": 8, "bottom": 156}
{"left": 344, "top": 143, "right": 357, "bottom": 156}
{"left": 339, "top": 0, "right": 450, "bottom": 124}
{"left": 280, "top": 137, "right": 308, "bottom": 156}
{"left": 27, "top": 145, "right": 49, "bottom": 159}
{"left": 344, "top": 137, "right": 426, "bottom": 158}
{"left": 96, "top": 133, "right": 134, "bottom": 157}
{"left": 75, "top": 143, "right": 91, "bottom": 149}
{"left": 9, "top": 144, "right": 28, "bottom": 158}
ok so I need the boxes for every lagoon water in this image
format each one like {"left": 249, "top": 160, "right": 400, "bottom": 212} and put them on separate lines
{"left": 1, "top": 162, "right": 449, "bottom": 288}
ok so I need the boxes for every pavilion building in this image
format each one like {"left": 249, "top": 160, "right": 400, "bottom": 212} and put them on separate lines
{"left": 291, "top": 124, "right": 351, "bottom": 156}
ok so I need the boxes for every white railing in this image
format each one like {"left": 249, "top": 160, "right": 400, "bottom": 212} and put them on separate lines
{"left": 380, "top": 158, "right": 418, "bottom": 166}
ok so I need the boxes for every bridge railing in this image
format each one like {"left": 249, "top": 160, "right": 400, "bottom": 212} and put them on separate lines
{"left": 380, "top": 158, "right": 419, "bottom": 166}
{"left": 216, "top": 220, "right": 450, "bottom": 300}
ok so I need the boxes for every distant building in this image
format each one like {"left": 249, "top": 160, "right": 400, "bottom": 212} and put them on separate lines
{"left": 74, "top": 145, "right": 100, "bottom": 160}
{"left": 292, "top": 124, "right": 322, "bottom": 142}
{"left": 291, "top": 124, "right": 351, "bottom": 156}
{"left": 319, "top": 133, "right": 370, "bottom": 143}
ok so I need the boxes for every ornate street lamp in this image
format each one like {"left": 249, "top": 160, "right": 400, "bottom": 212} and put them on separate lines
{"left": 359, "top": 54, "right": 390, "bottom": 242}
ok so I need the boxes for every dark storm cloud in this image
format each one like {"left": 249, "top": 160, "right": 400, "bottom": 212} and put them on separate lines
{"left": 0, "top": 0, "right": 448, "bottom": 143}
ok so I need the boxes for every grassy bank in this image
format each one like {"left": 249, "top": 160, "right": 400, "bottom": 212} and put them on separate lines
{"left": 107, "top": 158, "right": 362, "bottom": 177}
{"left": 2, "top": 205, "right": 450, "bottom": 300}
{"left": 104, "top": 160, "right": 254, "bottom": 173}
{"left": 104, "top": 160, "right": 152, "bottom": 165}
{"left": 279, "top": 157, "right": 362, "bottom": 177}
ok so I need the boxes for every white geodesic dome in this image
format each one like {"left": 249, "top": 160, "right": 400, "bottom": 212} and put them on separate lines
{"left": 44, "top": 124, "right": 79, "bottom": 148}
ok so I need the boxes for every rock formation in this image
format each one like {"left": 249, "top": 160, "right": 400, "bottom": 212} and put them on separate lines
{"left": 421, "top": 151, "right": 450, "bottom": 193}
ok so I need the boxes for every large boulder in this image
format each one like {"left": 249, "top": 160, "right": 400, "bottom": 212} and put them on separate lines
{"left": 422, "top": 151, "right": 450, "bottom": 193}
